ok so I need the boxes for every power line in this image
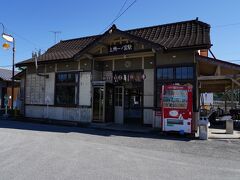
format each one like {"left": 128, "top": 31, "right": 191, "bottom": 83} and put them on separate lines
{"left": 5, "top": 27, "right": 42, "bottom": 48}
{"left": 228, "top": 60, "right": 240, "bottom": 62}
{"left": 115, "top": 0, "right": 129, "bottom": 21}
{"left": 212, "top": 22, "right": 240, "bottom": 28}
{"left": 3, "top": 27, "right": 48, "bottom": 53}
{"left": 101, "top": 0, "right": 137, "bottom": 33}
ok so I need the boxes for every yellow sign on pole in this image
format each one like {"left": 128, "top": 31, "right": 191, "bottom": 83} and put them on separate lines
{"left": 2, "top": 42, "right": 10, "bottom": 49}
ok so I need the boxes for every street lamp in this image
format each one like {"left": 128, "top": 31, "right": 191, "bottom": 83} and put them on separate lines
{"left": 1, "top": 23, "right": 15, "bottom": 111}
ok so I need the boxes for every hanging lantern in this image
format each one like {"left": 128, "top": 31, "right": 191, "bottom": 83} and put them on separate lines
{"left": 2, "top": 42, "right": 10, "bottom": 49}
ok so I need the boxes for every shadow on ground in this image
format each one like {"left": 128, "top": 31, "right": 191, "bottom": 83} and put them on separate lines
{"left": 0, "top": 118, "right": 192, "bottom": 142}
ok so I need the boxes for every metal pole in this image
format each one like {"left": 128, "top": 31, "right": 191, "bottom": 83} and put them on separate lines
{"left": 0, "top": 23, "right": 4, "bottom": 33}
{"left": 11, "top": 39, "right": 15, "bottom": 110}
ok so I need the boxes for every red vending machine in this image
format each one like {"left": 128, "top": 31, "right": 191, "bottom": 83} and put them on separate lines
{"left": 162, "top": 85, "right": 193, "bottom": 134}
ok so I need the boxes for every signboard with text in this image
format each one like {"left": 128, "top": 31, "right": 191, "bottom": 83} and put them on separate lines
{"left": 113, "top": 71, "right": 146, "bottom": 83}
{"left": 109, "top": 43, "right": 134, "bottom": 54}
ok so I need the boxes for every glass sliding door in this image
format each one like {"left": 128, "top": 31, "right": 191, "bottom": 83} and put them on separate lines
{"left": 114, "top": 86, "right": 124, "bottom": 124}
{"left": 92, "top": 87, "right": 104, "bottom": 122}
{"left": 124, "top": 83, "right": 143, "bottom": 125}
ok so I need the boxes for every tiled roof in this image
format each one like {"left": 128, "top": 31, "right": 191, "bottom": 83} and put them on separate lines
{"left": 47, "top": 35, "right": 98, "bottom": 53}
{"left": 17, "top": 35, "right": 98, "bottom": 65}
{"left": 17, "top": 19, "right": 211, "bottom": 66}
{"left": 126, "top": 20, "right": 210, "bottom": 49}
{"left": 0, "top": 68, "right": 19, "bottom": 81}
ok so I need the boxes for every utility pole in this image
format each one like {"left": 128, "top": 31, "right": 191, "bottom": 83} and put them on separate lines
{"left": 50, "top": 31, "right": 61, "bottom": 44}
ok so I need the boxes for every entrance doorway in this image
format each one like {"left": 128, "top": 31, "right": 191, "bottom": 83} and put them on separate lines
{"left": 124, "top": 82, "right": 143, "bottom": 125}
{"left": 92, "top": 82, "right": 113, "bottom": 123}
{"left": 113, "top": 71, "right": 144, "bottom": 125}
{"left": 92, "top": 86, "right": 104, "bottom": 122}
{"left": 114, "top": 86, "right": 124, "bottom": 124}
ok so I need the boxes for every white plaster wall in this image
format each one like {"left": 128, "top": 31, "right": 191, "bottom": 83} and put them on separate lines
{"left": 25, "top": 105, "right": 44, "bottom": 118}
{"left": 25, "top": 105, "right": 91, "bottom": 123}
{"left": 153, "top": 110, "right": 162, "bottom": 128}
{"left": 79, "top": 108, "right": 92, "bottom": 122}
{"left": 45, "top": 73, "right": 55, "bottom": 105}
{"left": 144, "top": 69, "right": 154, "bottom": 125}
{"left": 49, "top": 107, "right": 65, "bottom": 120}
{"left": 62, "top": 108, "right": 80, "bottom": 121}
{"left": 144, "top": 69, "right": 154, "bottom": 96}
{"left": 144, "top": 96, "right": 154, "bottom": 107}
{"left": 143, "top": 109, "right": 154, "bottom": 125}
{"left": 25, "top": 74, "right": 45, "bottom": 104}
{"left": 79, "top": 72, "right": 91, "bottom": 106}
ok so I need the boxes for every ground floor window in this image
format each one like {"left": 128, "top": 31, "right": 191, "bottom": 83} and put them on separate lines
{"left": 157, "top": 66, "right": 194, "bottom": 81}
{"left": 55, "top": 72, "right": 79, "bottom": 105}
{"left": 155, "top": 65, "right": 195, "bottom": 109}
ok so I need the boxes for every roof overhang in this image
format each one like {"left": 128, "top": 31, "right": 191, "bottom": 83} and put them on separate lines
{"left": 16, "top": 20, "right": 212, "bottom": 67}
{"left": 197, "top": 55, "right": 240, "bottom": 93}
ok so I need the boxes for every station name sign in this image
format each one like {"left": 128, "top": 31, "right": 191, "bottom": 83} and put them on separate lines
{"left": 113, "top": 72, "right": 146, "bottom": 83}
{"left": 109, "top": 43, "right": 134, "bottom": 54}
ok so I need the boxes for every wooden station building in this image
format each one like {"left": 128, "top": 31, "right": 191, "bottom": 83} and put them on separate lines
{"left": 16, "top": 19, "right": 240, "bottom": 132}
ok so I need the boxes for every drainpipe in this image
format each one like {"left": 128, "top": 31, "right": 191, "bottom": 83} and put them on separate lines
{"left": 33, "top": 52, "right": 49, "bottom": 78}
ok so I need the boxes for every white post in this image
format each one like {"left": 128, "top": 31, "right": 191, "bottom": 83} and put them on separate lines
{"left": 226, "top": 81, "right": 234, "bottom": 134}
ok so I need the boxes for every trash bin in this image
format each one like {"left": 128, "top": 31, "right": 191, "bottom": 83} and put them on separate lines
{"left": 198, "top": 117, "right": 209, "bottom": 140}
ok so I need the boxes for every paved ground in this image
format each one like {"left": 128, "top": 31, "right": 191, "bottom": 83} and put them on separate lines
{"left": 0, "top": 120, "right": 240, "bottom": 180}
{"left": 209, "top": 128, "right": 240, "bottom": 139}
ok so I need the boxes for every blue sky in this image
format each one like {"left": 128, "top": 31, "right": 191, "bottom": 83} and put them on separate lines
{"left": 1, "top": 0, "right": 240, "bottom": 68}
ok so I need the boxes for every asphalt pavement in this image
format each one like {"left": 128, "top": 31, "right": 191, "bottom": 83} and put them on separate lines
{"left": 0, "top": 120, "right": 239, "bottom": 180}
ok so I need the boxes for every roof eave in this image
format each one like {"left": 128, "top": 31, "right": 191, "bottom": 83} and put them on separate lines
{"left": 15, "top": 57, "right": 74, "bottom": 67}
{"left": 197, "top": 55, "right": 240, "bottom": 70}
{"left": 166, "top": 44, "right": 212, "bottom": 52}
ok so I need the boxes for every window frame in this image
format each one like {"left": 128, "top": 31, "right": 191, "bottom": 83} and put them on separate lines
{"left": 157, "top": 65, "right": 194, "bottom": 81}
{"left": 155, "top": 64, "right": 196, "bottom": 110}
{"left": 175, "top": 66, "right": 194, "bottom": 80}
{"left": 54, "top": 71, "right": 79, "bottom": 107}
{"left": 157, "top": 67, "right": 174, "bottom": 80}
